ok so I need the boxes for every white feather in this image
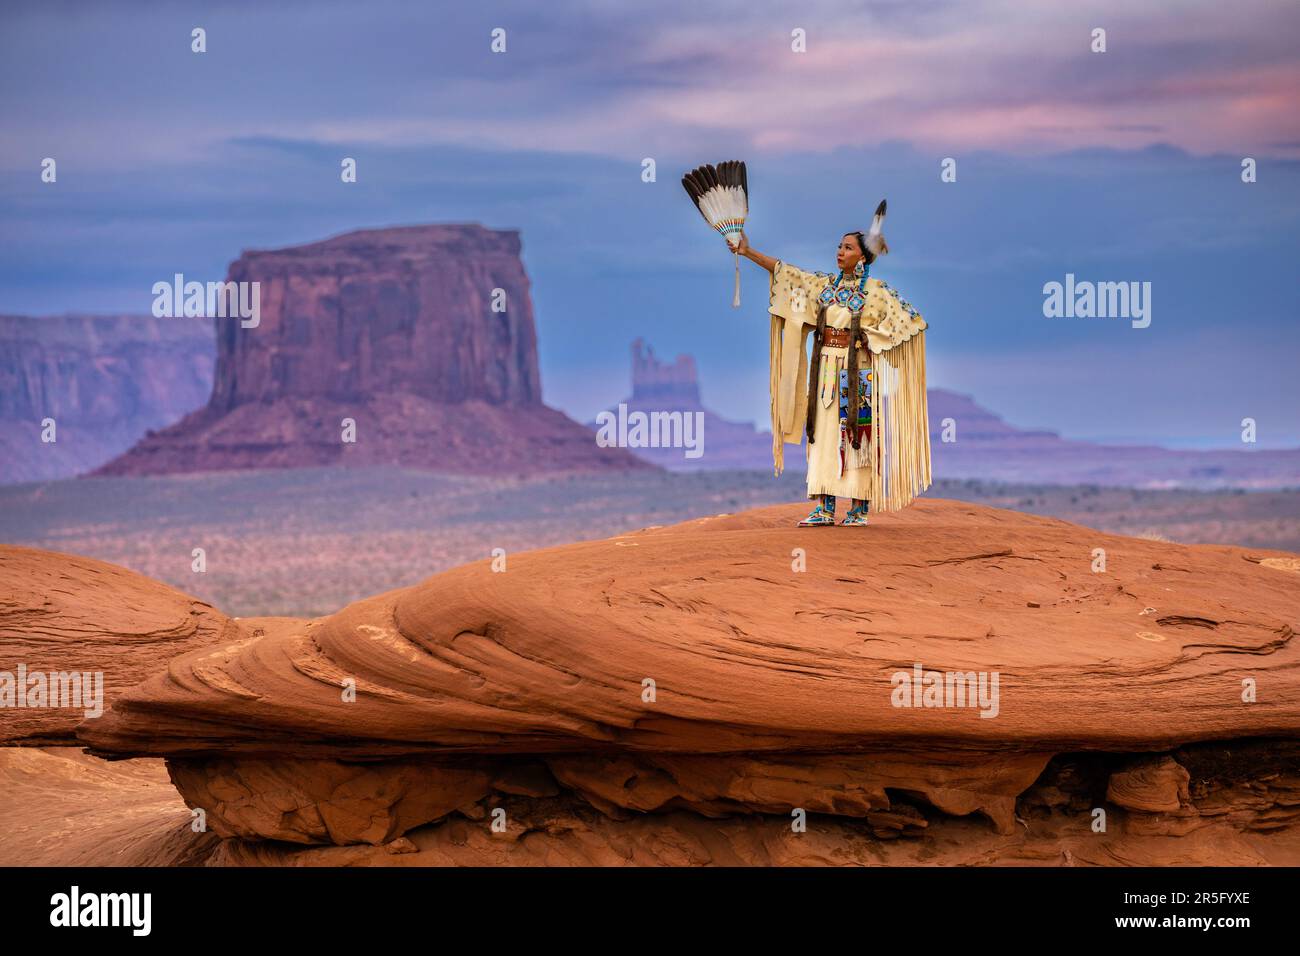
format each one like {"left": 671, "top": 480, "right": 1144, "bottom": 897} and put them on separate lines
{"left": 865, "top": 203, "right": 888, "bottom": 256}
{"left": 699, "top": 185, "right": 747, "bottom": 247}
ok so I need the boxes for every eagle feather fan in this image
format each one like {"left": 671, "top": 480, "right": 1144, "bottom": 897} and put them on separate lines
{"left": 682, "top": 160, "right": 749, "bottom": 307}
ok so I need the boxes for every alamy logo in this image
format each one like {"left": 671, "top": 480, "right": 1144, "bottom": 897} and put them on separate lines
{"left": 49, "top": 886, "right": 151, "bottom": 936}
{"left": 1042, "top": 273, "right": 1151, "bottom": 328}
{"left": 152, "top": 273, "right": 260, "bottom": 328}
{"left": 0, "top": 665, "right": 103, "bottom": 718}
{"left": 890, "top": 663, "right": 1000, "bottom": 718}
{"left": 594, "top": 403, "right": 705, "bottom": 459}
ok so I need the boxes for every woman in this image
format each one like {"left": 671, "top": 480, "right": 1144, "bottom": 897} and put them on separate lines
{"left": 731, "top": 210, "right": 931, "bottom": 526}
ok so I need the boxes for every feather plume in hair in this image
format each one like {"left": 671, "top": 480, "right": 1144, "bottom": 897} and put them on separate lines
{"left": 865, "top": 199, "right": 889, "bottom": 257}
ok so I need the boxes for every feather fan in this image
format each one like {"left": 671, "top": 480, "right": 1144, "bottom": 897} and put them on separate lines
{"left": 682, "top": 160, "right": 749, "bottom": 306}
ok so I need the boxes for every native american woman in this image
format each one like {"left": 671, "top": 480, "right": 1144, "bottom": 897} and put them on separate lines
{"left": 733, "top": 223, "right": 931, "bottom": 526}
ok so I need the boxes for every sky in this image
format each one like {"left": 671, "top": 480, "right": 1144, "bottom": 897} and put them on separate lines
{"left": 2, "top": 0, "right": 1298, "bottom": 448}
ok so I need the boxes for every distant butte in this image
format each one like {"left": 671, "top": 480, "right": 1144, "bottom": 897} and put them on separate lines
{"left": 93, "top": 224, "right": 651, "bottom": 478}
{"left": 588, "top": 338, "right": 773, "bottom": 470}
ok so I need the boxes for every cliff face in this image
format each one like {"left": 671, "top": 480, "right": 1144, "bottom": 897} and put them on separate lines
{"left": 0, "top": 314, "right": 215, "bottom": 484}
{"left": 210, "top": 225, "right": 540, "bottom": 411}
{"left": 95, "top": 225, "right": 649, "bottom": 477}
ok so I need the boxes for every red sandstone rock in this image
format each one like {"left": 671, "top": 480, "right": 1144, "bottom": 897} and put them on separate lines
{"left": 1107, "top": 755, "right": 1191, "bottom": 813}
{"left": 0, "top": 748, "right": 221, "bottom": 866}
{"left": 4, "top": 745, "right": 1298, "bottom": 866}
{"left": 65, "top": 498, "right": 1300, "bottom": 854}
{"left": 0, "top": 546, "right": 232, "bottom": 744}
{"left": 213, "top": 225, "right": 541, "bottom": 409}
{"left": 545, "top": 750, "right": 1050, "bottom": 835}
{"left": 81, "top": 498, "right": 1300, "bottom": 760}
{"left": 93, "top": 225, "right": 651, "bottom": 478}
{"left": 4, "top": 498, "right": 1298, "bottom": 864}
{"left": 166, "top": 755, "right": 494, "bottom": 845}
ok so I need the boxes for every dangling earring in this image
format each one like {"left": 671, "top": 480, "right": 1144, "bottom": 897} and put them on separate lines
{"left": 853, "top": 259, "right": 865, "bottom": 278}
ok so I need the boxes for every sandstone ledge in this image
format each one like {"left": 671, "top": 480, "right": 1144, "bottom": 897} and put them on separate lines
{"left": 80, "top": 498, "right": 1299, "bottom": 757}
{"left": 61, "top": 498, "right": 1299, "bottom": 852}
{"left": 0, "top": 546, "right": 232, "bottom": 744}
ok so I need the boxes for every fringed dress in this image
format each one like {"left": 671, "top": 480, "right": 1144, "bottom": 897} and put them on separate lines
{"left": 765, "top": 260, "right": 932, "bottom": 511}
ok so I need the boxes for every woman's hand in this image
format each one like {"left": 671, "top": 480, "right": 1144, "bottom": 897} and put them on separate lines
{"left": 731, "top": 231, "right": 750, "bottom": 255}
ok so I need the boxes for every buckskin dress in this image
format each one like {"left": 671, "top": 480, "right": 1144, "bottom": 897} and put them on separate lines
{"left": 765, "top": 259, "right": 932, "bottom": 511}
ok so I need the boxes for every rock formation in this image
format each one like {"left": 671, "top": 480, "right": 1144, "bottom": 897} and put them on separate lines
{"left": 628, "top": 338, "right": 702, "bottom": 407}
{"left": 94, "top": 225, "right": 650, "bottom": 477}
{"left": 0, "top": 314, "right": 214, "bottom": 484}
{"left": 17, "top": 497, "right": 1288, "bottom": 865}
{"left": 589, "top": 339, "right": 772, "bottom": 470}
{"left": 8, "top": 740, "right": 1297, "bottom": 866}
{"left": 0, "top": 546, "right": 231, "bottom": 744}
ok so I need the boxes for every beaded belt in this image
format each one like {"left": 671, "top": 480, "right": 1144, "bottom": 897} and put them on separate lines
{"left": 819, "top": 328, "right": 857, "bottom": 348}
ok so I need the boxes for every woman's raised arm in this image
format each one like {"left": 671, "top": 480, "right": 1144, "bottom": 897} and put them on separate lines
{"left": 732, "top": 231, "right": 777, "bottom": 274}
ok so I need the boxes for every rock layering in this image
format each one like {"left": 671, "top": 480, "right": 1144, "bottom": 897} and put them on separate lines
{"left": 93, "top": 224, "right": 650, "bottom": 477}
{"left": 66, "top": 498, "right": 1300, "bottom": 861}
{"left": 0, "top": 546, "right": 232, "bottom": 744}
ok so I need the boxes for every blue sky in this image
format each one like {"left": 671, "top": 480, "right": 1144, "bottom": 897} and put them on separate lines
{"left": 2, "top": 0, "right": 1297, "bottom": 447}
